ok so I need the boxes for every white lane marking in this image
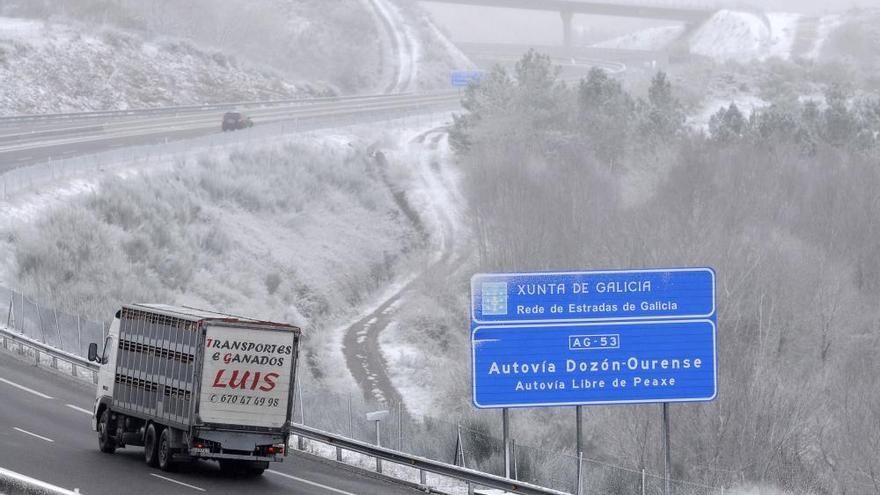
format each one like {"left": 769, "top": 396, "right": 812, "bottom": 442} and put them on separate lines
{"left": 150, "top": 473, "right": 206, "bottom": 492}
{"left": 0, "top": 466, "right": 78, "bottom": 494}
{"left": 0, "top": 377, "right": 54, "bottom": 399}
{"left": 267, "top": 469, "right": 357, "bottom": 495}
{"left": 66, "top": 404, "right": 92, "bottom": 415}
{"left": 13, "top": 427, "right": 54, "bottom": 443}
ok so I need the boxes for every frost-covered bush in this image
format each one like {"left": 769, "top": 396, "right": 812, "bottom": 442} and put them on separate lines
{"left": 11, "top": 140, "right": 423, "bottom": 365}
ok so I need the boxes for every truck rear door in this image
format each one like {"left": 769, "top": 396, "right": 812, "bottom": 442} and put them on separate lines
{"left": 199, "top": 325, "right": 296, "bottom": 429}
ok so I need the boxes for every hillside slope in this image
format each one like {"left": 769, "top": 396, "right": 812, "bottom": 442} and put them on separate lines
{"left": 0, "top": 17, "right": 311, "bottom": 115}
{"left": 0, "top": 0, "right": 472, "bottom": 99}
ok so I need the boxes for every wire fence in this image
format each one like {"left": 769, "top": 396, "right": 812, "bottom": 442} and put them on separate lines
{"left": 294, "top": 371, "right": 738, "bottom": 495}
{"left": 0, "top": 285, "right": 106, "bottom": 358}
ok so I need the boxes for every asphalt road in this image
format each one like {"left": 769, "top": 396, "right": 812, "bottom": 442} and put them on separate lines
{"left": 0, "top": 351, "right": 428, "bottom": 495}
{"left": 0, "top": 92, "right": 461, "bottom": 173}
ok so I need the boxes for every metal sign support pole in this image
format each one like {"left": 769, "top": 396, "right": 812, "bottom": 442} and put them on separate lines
{"left": 576, "top": 405, "right": 583, "bottom": 457}
{"left": 663, "top": 402, "right": 671, "bottom": 495}
{"left": 503, "top": 408, "right": 511, "bottom": 478}
{"left": 576, "top": 451, "right": 584, "bottom": 495}
{"left": 576, "top": 405, "right": 584, "bottom": 493}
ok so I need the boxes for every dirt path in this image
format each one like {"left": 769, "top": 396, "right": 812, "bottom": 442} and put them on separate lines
{"left": 342, "top": 129, "right": 460, "bottom": 410}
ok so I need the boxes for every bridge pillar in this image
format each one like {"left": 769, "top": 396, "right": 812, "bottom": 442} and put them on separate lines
{"left": 560, "top": 9, "right": 574, "bottom": 52}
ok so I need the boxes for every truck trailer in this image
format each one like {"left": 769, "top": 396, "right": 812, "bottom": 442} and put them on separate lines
{"left": 88, "top": 304, "right": 301, "bottom": 475}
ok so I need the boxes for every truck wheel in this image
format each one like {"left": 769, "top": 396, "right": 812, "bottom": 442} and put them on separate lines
{"left": 158, "top": 428, "right": 175, "bottom": 472}
{"left": 246, "top": 467, "right": 265, "bottom": 477}
{"left": 97, "top": 409, "right": 116, "bottom": 454}
{"left": 144, "top": 424, "right": 160, "bottom": 467}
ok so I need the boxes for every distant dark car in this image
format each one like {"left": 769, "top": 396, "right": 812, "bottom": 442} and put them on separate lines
{"left": 221, "top": 112, "right": 253, "bottom": 131}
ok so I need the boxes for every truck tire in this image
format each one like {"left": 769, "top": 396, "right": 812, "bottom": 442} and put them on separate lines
{"left": 97, "top": 409, "right": 116, "bottom": 454}
{"left": 246, "top": 466, "right": 265, "bottom": 477}
{"left": 157, "top": 428, "right": 175, "bottom": 472}
{"left": 144, "top": 424, "right": 160, "bottom": 467}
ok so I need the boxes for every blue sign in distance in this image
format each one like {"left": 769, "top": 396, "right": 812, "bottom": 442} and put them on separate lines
{"left": 470, "top": 268, "right": 716, "bottom": 408}
{"left": 451, "top": 70, "right": 484, "bottom": 87}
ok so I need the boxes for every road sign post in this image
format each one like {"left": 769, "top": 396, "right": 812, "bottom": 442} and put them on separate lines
{"left": 503, "top": 408, "right": 511, "bottom": 478}
{"left": 470, "top": 268, "right": 716, "bottom": 488}
{"left": 663, "top": 402, "right": 671, "bottom": 495}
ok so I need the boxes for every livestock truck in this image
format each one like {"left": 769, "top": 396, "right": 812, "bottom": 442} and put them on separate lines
{"left": 88, "top": 304, "right": 301, "bottom": 475}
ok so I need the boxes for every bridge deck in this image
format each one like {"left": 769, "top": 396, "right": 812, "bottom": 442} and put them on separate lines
{"left": 420, "top": 0, "right": 714, "bottom": 22}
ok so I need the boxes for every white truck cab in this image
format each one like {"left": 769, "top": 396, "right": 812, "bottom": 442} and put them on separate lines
{"left": 90, "top": 313, "right": 119, "bottom": 431}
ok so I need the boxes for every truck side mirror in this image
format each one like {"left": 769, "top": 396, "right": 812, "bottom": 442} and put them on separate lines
{"left": 88, "top": 343, "right": 99, "bottom": 363}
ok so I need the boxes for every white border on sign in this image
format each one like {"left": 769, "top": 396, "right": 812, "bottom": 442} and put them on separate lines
{"left": 470, "top": 319, "right": 717, "bottom": 409}
{"left": 470, "top": 267, "right": 716, "bottom": 324}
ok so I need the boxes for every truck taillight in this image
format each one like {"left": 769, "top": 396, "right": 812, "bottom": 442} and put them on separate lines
{"left": 267, "top": 444, "right": 285, "bottom": 455}
{"left": 195, "top": 442, "right": 205, "bottom": 449}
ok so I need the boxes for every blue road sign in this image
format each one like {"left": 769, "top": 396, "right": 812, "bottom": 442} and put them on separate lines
{"left": 451, "top": 70, "right": 484, "bottom": 87}
{"left": 472, "top": 320, "right": 717, "bottom": 408}
{"left": 470, "top": 267, "right": 716, "bottom": 408}
{"left": 471, "top": 268, "right": 715, "bottom": 324}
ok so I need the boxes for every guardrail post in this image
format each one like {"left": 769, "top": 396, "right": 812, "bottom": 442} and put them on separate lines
{"left": 34, "top": 348, "right": 40, "bottom": 367}
{"left": 53, "top": 306, "right": 62, "bottom": 354}
{"left": 467, "top": 481, "right": 474, "bottom": 495}
{"left": 419, "top": 469, "right": 426, "bottom": 486}
{"left": 641, "top": 469, "right": 646, "bottom": 495}
{"left": 336, "top": 446, "right": 343, "bottom": 462}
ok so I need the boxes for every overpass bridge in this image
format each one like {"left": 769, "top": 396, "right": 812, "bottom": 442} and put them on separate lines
{"left": 419, "top": 0, "right": 717, "bottom": 48}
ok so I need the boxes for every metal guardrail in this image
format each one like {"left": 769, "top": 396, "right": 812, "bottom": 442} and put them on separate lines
{"left": 0, "top": 326, "right": 98, "bottom": 383}
{"left": 0, "top": 325, "right": 565, "bottom": 494}
{"left": 291, "top": 423, "right": 570, "bottom": 495}
{"left": 0, "top": 92, "right": 425, "bottom": 124}
{"left": 0, "top": 466, "right": 82, "bottom": 494}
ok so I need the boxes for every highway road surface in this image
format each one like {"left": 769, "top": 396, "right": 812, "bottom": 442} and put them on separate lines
{"left": 0, "top": 351, "right": 429, "bottom": 495}
{"left": 0, "top": 92, "right": 461, "bottom": 173}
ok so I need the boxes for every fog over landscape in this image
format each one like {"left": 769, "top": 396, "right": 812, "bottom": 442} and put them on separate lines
{"left": 0, "top": 1, "right": 879, "bottom": 494}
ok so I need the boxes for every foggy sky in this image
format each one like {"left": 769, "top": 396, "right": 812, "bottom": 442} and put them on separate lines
{"left": 421, "top": 0, "right": 880, "bottom": 45}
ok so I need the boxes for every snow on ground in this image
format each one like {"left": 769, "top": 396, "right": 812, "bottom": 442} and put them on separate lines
{"left": 594, "top": 10, "right": 816, "bottom": 63}
{"left": 763, "top": 13, "right": 801, "bottom": 60}
{"left": 376, "top": 128, "right": 468, "bottom": 416}
{"left": 0, "top": 16, "right": 302, "bottom": 115}
{"left": 689, "top": 94, "right": 768, "bottom": 130}
{"left": 594, "top": 25, "right": 685, "bottom": 51}
{"left": 366, "top": 0, "right": 421, "bottom": 92}
{"left": 807, "top": 15, "right": 844, "bottom": 60}
{"left": 379, "top": 322, "right": 436, "bottom": 417}
{"left": 690, "top": 11, "right": 771, "bottom": 62}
